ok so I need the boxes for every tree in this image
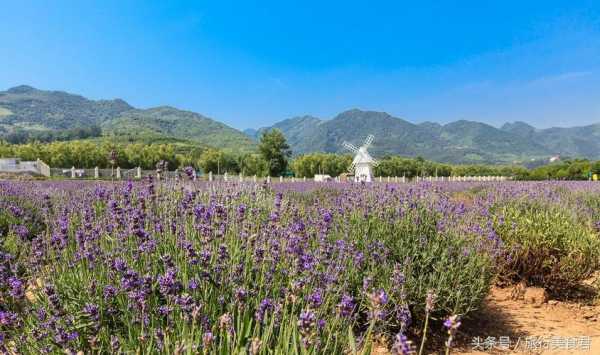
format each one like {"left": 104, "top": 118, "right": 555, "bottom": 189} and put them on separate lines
{"left": 592, "top": 160, "right": 600, "bottom": 174}
{"left": 291, "top": 153, "right": 352, "bottom": 178}
{"left": 239, "top": 153, "right": 268, "bottom": 176}
{"left": 197, "top": 148, "right": 239, "bottom": 175}
{"left": 258, "top": 129, "right": 291, "bottom": 177}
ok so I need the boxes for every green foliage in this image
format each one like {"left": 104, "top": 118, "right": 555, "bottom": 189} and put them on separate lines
{"left": 3, "top": 125, "right": 102, "bottom": 144}
{"left": 0, "top": 197, "right": 45, "bottom": 243}
{"left": 374, "top": 156, "right": 453, "bottom": 177}
{"left": 258, "top": 129, "right": 291, "bottom": 176}
{"left": 2, "top": 136, "right": 599, "bottom": 180}
{"left": 197, "top": 148, "right": 240, "bottom": 174}
{"left": 491, "top": 199, "right": 600, "bottom": 292}
{"left": 291, "top": 153, "right": 352, "bottom": 178}
{"left": 354, "top": 205, "right": 493, "bottom": 317}
{"left": 238, "top": 153, "right": 269, "bottom": 176}
{"left": 592, "top": 160, "right": 600, "bottom": 174}
{"left": 522, "top": 159, "right": 593, "bottom": 180}
{"left": 0, "top": 85, "right": 131, "bottom": 130}
{"left": 101, "top": 107, "right": 256, "bottom": 152}
{"left": 0, "top": 140, "right": 191, "bottom": 170}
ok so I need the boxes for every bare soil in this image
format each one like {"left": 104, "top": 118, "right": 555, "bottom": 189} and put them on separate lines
{"left": 454, "top": 286, "right": 600, "bottom": 355}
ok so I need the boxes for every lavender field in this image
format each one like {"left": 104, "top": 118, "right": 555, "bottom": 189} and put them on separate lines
{"left": 1, "top": 179, "right": 599, "bottom": 354}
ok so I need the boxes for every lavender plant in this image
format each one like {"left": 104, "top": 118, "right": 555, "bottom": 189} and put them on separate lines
{"left": 0, "top": 180, "right": 598, "bottom": 353}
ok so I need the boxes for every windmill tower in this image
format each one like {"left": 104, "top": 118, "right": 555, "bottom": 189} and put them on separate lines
{"left": 342, "top": 134, "right": 379, "bottom": 182}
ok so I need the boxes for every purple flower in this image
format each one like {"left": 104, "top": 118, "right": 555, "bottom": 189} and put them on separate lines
{"left": 7, "top": 276, "right": 24, "bottom": 299}
{"left": 83, "top": 303, "right": 100, "bottom": 322}
{"left": 13, "top": 225, "right": 29, "bottom": 240}
{"left": 368, "top": 289, "right": 389, "bottom": 321}
{"left": 112, "top": 258, "right": 127, "bottom": 273}
{"left": 202, "top": 331, "right": 214, "bottom": 349}
{"left": 337, "top": 294, "right": 355, "bottom": 318}
{"left": 188, "top": 278, "right": 200, "bottom": 291}
{"left": 103, "top": 285, "right": 118, "bottom": 300}
{"left": 371, "top": 288, "right": 388, "bottom": 306}
{"left": 255, "top": 298, "right": 274, "bottom": 323}
{"left": 307, "top": 288, "right": 323, "bottom": 308}
{"left": 274, "top": 192, "right": 283, "bottom": 209}
{"left": 158, "top": 268, "right": 182, "bottom": 296}
{"left": 444, "top": 315, "right": 461, "bottom": 348}
{"left": 158, "top": 305, "right": 172, "bottom": 317}
{"left": 397, "top": 304, "right": 412, "bottom": 331}
{"left": 0, "top": 311, "right": 19, "bottom": 327}
{"left": 391, "top": 333, "right": 415, "bottom": 355}
{"left": 297, "top": 310, "right": 316, "bottom": 333}
{"left": 8, "top": 205, "right": 23, "bottom": 217}
{"left": 54, "top": 328, "right": 78, "bottom": 345}
{"left": 444, "top": 315, "right": 461, "bottom": 330}
{"left": 322, "top": 210, "right": 333, "bottom": 223}
{"left": 235, "top": 287, "right": 248, "bottom": 304}
{"left": 184, "top": 166, "right": 195, "bottom": 179}
{"left": 237, "top": 204, "right": 246, "bottom": 217}
{"left": 110, "top": 335, "right": 121, "bottom": 352}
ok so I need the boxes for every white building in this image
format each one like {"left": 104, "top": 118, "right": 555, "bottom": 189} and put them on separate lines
{"left": 314, "top": 174, "right": 332, "bottom": 182}
{"left": 0, "top": 158, "right": 50, "bottom": 176}
{"left": 343, "top": 135, "right": 379, "bottom": 183}
{"left": 352, "top": 147, "right": 376, "bottom": 182}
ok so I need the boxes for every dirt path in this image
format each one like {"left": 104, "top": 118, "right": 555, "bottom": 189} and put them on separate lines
{"left": 455, "top": 287, "right": 600, "bottom": 355}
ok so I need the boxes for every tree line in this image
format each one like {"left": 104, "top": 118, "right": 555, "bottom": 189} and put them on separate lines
{"left": 1, "top": 128, "right": 600, "bottom": 179}
{"left": 0, "top": 129, "right": 292, "bottom": 175}
{"left": 1, "top": 125, "right": 102, "bottom": 144}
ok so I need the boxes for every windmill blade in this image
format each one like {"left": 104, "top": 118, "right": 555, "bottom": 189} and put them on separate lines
{"left": 363, "top": 134, "right": 374, "bottom": 148}
{"left": 347, "top": 162, "right": 356, "bottom": 173}
{"left": 372, "top": 158, "right": 380, "bottom": 167}
{"left": 342, "top": 141, "right": 360, "bottom": 153}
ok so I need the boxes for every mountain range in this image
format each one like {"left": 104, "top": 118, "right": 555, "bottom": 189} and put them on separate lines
{"left": 1, "top": 85, "right": 599, "bottom": 164}
{"left": 247, "top": 110, "right": 600, "bottom": 164}
{"left": 0, "top": 85, "right": 255, "bottom": 151}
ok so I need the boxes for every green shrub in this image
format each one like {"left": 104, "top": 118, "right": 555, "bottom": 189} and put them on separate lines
{"left": 346, "top": 204, "right": 494, "bottom": 321}
{"left": 491, "top": 199, "right": 600, "bottom": 291}
{"left": 0, "top": 198, "right": 45, "bottom": 241}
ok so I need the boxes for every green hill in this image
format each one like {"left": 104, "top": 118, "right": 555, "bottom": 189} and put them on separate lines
{"left": 500, "top": 121, "right": 600, "bottom": 159}
{"left": 0, "top": 85, "right": 132, "bottom": 131}
{"left": 101, "top": 106, "right": 255, "bottom": 152}
{"left": 0, "top": 85, "right": 254, "bottom": 151}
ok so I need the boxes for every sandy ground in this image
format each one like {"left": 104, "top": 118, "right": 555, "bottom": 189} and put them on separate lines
{"left": 454, "top": 287, "right": 600, "bottom": 355}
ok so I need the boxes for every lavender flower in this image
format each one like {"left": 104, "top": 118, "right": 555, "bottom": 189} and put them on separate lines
{"left": 255, "top": 298, "right": 274, "bottom": 323}
{"left": 337, "top": 294, "right": 355, "bottom": 318}
{"left": 425, "top": 290, "right": 437, "bottom": 313}
{"left": 444, "top": 314, "right": 461, "bottom": 348}
{"left": 391, "top": 333, "right": 415, "bottom": 355}
{"left": 7, "top": 276, "right": 24, "bottom": 299}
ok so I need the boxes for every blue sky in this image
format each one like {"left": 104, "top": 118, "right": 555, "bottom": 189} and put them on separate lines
{"left": 2, "top": 1, "right": 600, "bottom": 129}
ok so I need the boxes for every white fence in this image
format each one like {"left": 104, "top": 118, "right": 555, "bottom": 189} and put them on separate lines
{"left": 1, "top": 160, "right": 511, "bottom": 183}
{"left": 50, "top": 166, "right": 180, "bottom": 180}
{"left": 203, "top": 172, "right": 510, "bottom": 183}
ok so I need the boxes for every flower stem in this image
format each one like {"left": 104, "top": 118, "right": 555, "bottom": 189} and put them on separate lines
{"left": 418, "top": 312, "right": 430, "bottom": 355}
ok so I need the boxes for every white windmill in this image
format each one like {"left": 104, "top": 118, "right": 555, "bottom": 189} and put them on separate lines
{"left": 342, "top": 134, "right": 379, "bottom": 182}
